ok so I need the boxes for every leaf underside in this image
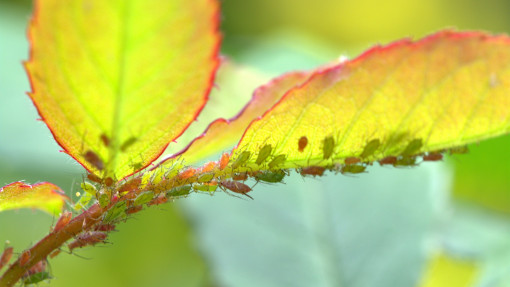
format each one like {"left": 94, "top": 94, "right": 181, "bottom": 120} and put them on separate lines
{"left": 0, "top": 182, "right": 68, "bottom": 215}
{"left": 25, "top": 0, "right": 220, "bottom": 181}
{"left": 228, "top": 30, "right": 510, "bottom": 172}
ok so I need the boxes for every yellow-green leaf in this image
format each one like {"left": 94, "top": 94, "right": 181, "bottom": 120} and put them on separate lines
{"left": 158, "top": 60, "right": 271, "bottom": 164}
{"left": 162, "top": 70, "right": 312, "bottom": 165}
{"left": 230, "top": 31, "right": 510, "bottom": 172}
{"left": 25, "top": 0, "right": 220, "bottom": 180}
{"left": 0, "top": 182, "right": 68, "bottom": 215}
{"left": 418, "top": 253, "right": 479, "bottom": 287}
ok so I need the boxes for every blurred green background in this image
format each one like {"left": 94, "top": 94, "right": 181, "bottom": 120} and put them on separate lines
{"left": 1, "top": 0, "right": 510, "bottom": 286}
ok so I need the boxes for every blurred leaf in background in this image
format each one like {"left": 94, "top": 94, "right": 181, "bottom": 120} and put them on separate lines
{"left": 2, "top": 0, "right": 510, "bottom": 286}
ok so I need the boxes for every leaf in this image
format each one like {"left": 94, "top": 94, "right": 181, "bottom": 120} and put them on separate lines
{"left": 181, "top": 165, "right": 446, "bottom": 287}
{"left": 417, "top": 253, "right": 479, "bottom": 287}
{"left": 449, "top": 135, "right": 510, "bottom": 214}
{"left": 25, "top": 0, "right": 220, "bottom": 180}
{"left": 230, "top": 31, "right": 510, "bottom": 172}
{"left": 158, "top": 59, "right": 271, "bottom": 164}
{"left": 0, "top": 181, "right": 68, "bottom": 215}
{"left": 161, "top": 69, "right": 312, "bottom": 165}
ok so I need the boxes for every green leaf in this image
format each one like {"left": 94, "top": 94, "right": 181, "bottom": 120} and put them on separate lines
{"left": 0, "top": 181, "right": 67, "bottom": 215}
{"left": 181, "top": 165, "right": 444, "bottom": 286}
{"left": 449, "top": 135, "right": 510, "bottom": 214}
{"left": 25, "top": 0, "right": 221, "bottom": 180}
{"left": 229, "top": 31, "right": 510, "bottom": 173}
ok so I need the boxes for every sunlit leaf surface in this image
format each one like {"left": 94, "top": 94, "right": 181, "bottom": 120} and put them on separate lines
{"left": 0, "top": 182, "right": 67, "bottom": 215}
{"left": 163, "top": 70, "right": 311, "bottom": 165}
{"left": 25, "top": 0, "right": 220, "bottom": 180}
{"left": 231, "top": 31, "right": 510, "bottom": 172}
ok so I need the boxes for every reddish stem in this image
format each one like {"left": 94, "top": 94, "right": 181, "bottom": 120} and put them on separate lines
{"left": 0, "top": 204, "right": 104, "bottom": 287}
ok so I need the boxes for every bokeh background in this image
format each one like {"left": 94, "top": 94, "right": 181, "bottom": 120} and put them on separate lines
{"left": 1, "top": 0, "right": 510, "bottom": 286}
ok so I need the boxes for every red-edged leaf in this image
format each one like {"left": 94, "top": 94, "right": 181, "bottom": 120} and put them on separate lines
{"left": 0, "top": 182, "right": 68, "bottom": 215}
{"left": 25, "top": 0, "right": 221, "bottom": 180}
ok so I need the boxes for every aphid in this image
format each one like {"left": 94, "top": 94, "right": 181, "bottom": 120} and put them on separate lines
{"left": 53, "top": 211, "right": 72, "bottom": 233}
{"left": 103, "top": 201, "right": 127, "bottom": 223}
{"left": 394, "top": 156, "right": 417, "bottom": 167}
{"left": 134, "top": 191, "right": 155, "bottom": 206}
{"left": 423, "top": 153, "right": 443, "bottom": 161}
{"left": 232, "top": 151, "right": 251, "bottom": 169}
{"left": 84, "top": 150, "right": 104, "bottom": 170}
{"left": 68, "top": 232, "right": 107, "bottom": 252}
{"left": 178, "top": 168, "right": 196, "bottom": 180}
{"left": 49, "top": 249, "right": 61, "bottom": 259}
{"left": 219, "top": 153, "right": 230, "bottom": 170}
{"left": 120, "top": 136, "right": 137, "bottom": 152}
{"left": 104, "top": 177, "right": 114, "bottom": 187}
{"left": 81, "top": 182, "right": 97, "bottom": 195}
{"left": 344, "top": 157, "right": 360, "bottom": 165}
{"left": 126, "top": 205, "right": 143, "bottom": 215}
{"left": 23, "top": 271, "right": 51, "bottom": 285}
{"left": 220, "top": 180, "right": 253, "bottom": 199}
{"left": 300, "top": 166, "right": 326, "bottom": 177}
{"left": 87, "top": 173, "right": 102, "bottom": 184}
{"left": 341, "top": 164, "right": 366, "bottom": 174}
{"left": 0, "top": 246, "right": 13, "bottom": 270}
{"left": 193, "top": 182, "right": 218, "bottom": 192}
{"left": 197, "top": 173, "right": 214, "bottom": 183}
{"left": 73, "top": 192, "right": 93, "bottom": 211}
{"left": 323, "top": 136, "right": 335, "bottom": 160}
{"left": 256, "top": 144, "right": 272, "bottom": 165}
{"left": 201, "top": 161, "right": 217, "bottom": 173}
{"left": 19, "top": 250, "right": 31, "bottom": 267}
{"left": 401, "top": 139, "right": 423, "bottom": 157}
{"left": 255, "top": 170, "right": 285, "bottom": 183}
{"left": 232, "top": 172, "right": 248, "bottom": 181}
{"left": 167, "top": 185, "right": 192, "bottom": 197}
{"left": 147, "top": 196, "right": 168, "bottom": 206}
{"left": 94, "top": 224, "right": 116, "bottom": 232}
{"left": 268, "top": 154, "right": 286, "bottom": 169}
{"left": 378, "top": 156, "right": 397, "bottom": 166}
{"left": 298, "top": 136, "right": 308, "bottom": 152}
{"left": 360, "top": 139, "right": 380, "bottom": 158}
{"left": 98, "top": 192, "right": 110, "bottom": 209}
{"left": 118, "top": 178, "right": 142, "bottom": 193}
{"left": 449, "top": 146, "right": 469, "bottom": 154}
{"left": 23, "top": 260, "right": 49, "bottom": 285}
{"left": 100, "top": 133, "right": 110, "bottom": 147}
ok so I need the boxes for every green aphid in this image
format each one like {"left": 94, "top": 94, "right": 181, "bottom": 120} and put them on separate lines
{"left": 23, "top": 272, "right": 51, "bottom": 285}
{"left": 341, "top": 164, "right": 366, "bottom": 174}
{"left": 255, "top": 170, "right": 285, "bottom": 183}
{"left": 401, "top": 139, "right": 423, "bottom": 156}
{"left": 268, "top": 154, "right": 286, "bottom": 169}
{"left": 232, "top": 151, "right": 251, "bottom": 169}
{"left": 197, "top": 173, "right": 214, "bottom": 183}
{"left": 150, "top": 168, "right": 166, "bottom": 185}
{"left": 103, "top": 201, "right": 127, "bottom": 223}
{"left": 81, "top": 182, "right": 97, "bottom": 195}
{"left": 193, "top": 183, "right": 218, "bottom": 192}
{"left": 256, "top": 144, "right": 272, "bottom": 165}
{"left": 449, "top": 146, "right": 469, "bottom": 154}
{"left": 98, "top": 192, "right": 110, "bottom": 209}
{"left": 167, "top": 185, "right": 192, "bottom": 197}
{"left": 360, "top": 139, "right": 380, "bottom": 158}
{"left": 165, "top": 162, "right": 185, "bottom": 179}
{"left": 73, "top": 192, "right": 93, "bottom": 211}
{"left": 323, "top": 136, "right": 335, "bottom": 160}
{"left": 134, "top": 191, "right": 155, "bottom": 206}
{"left": 394, "top": 156, "right": 417, "bottom": 167}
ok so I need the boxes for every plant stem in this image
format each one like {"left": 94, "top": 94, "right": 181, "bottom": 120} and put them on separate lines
{"left": 0, "top": 204, "right": 104, "bottom": 287}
